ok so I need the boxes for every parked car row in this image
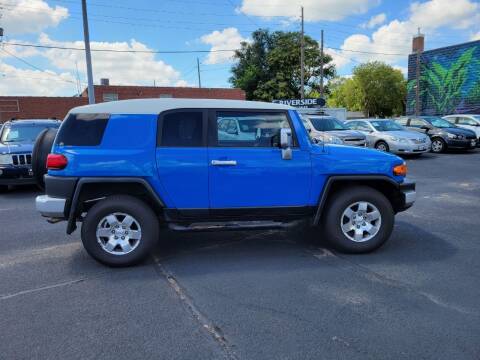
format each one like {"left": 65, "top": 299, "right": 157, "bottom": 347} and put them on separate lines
{"left": 0, "top": 119, "right": 61, "bottom": 191}
{"left": 300, "top": 112, "right": 478, "bottom": 155}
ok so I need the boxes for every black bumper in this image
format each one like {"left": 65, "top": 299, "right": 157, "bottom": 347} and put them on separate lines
{"left": 446, "top": 138, "right": 477, "bottom": 149}
{"left": 397, "top": 179, "right": 416, "bottom": 212}
{"left": 0, "top": 166, "right": 36, "bottom": 185}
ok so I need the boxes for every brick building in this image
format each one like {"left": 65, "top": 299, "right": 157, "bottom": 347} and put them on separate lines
{"left": 0, "top": 84, "right": 245, "bottom": 123}
{"left": 407, "top": 37, "right": 480, "bottom": 115}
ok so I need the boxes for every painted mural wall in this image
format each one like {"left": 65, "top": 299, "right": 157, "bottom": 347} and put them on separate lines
{"left": 407, "top": 40, "right": 480, "bottom": 115}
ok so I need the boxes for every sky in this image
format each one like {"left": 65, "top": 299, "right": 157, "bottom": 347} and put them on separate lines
{"left": 0, "top": 0, "right": 479, "bottom": 96}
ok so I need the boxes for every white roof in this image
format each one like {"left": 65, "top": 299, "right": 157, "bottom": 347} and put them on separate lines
{"left": 69, "top": 98, "right": 292, "bottom": 115}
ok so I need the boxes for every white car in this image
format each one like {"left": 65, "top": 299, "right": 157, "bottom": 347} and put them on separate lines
{"left": 443, "top": 115, "right": 480, "bottom": 144}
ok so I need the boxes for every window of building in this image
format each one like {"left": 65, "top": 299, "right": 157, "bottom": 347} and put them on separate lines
{"left": 215, "top": 111, "right": 292, "bottom": 147}
{"left": 102, "top": 93, "right": 118, "bottom": 102}
{"left": 159, "top": 111, "right": 203, "bottom": 147}
{"left": 159, "top": 94, "right": 173, "bottom": 98}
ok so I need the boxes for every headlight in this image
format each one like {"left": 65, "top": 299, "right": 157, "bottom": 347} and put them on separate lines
{"left": 447, "top": 133, "right": 461, "bottom": 139}
{"left": 317, "top": 134, "right": 343, "bottom": 144}
{"left": 0, "top": 154, "right": 12, "bottom": 165}
{"left": 388, "top": 136, "right": 408, "bottom": 143}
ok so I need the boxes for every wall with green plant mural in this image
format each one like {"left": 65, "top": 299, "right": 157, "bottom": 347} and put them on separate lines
{"left": 407, "top": 40, "right": 480, "bottom": 115}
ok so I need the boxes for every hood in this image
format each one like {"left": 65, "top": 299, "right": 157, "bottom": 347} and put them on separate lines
{"left": 311, "top": 143, "right": 405, "bottom": 181}
{"left": 0, "top": 142, "right": 34, "bottom": 154}
{"left": 440, "top": 127, "right": 476, "bottom": 137}
{"left": 325, "top": 130, "right": 366, "bottom": 139}
{"left": 381, "top": 130, "right": 428, "bottom": 140}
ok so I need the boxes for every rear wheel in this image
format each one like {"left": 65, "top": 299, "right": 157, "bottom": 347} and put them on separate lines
{"left": 375, "top": 141, "right": 390, "bottom": 152}
{"left": 431, "top": 138, "right": 446, "bottom": 153}
{"left": 32, "top": 128, "right": 58, "bottom": 190}
{"left": 81, "top": 195, "right": 159, "bottom": 267}
{"left": 321, "top": 186, "right": 394, "bottom": 253}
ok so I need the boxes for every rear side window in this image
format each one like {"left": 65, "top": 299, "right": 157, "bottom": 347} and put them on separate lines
{"left": 158, "top": 111, "right": 203, "bottom": 147}
{"left": 56, "top": 113, "right": 109, "bottom": 146}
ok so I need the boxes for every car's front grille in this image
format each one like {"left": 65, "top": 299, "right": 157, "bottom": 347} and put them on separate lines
{"left": 12, "top": 154, "right": 32, "bottom": 166}
{"left": 410, "top": 138, "right": 426, "bottom": 144}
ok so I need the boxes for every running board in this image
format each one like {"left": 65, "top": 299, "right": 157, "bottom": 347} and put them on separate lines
{"left": 168, "top": 220, "right": 303, "bottom": 232}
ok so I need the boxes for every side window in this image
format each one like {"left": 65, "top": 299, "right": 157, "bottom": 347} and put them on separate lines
{"left": 56, "top": 113, "right": 109, "bottom": 146}
{"left": 458, "top": 117, "right": 476, "bottom": 125}
{"left": 409, "top": 118, "right": 425, "bottom": 127}
{"left": 345, "top": 121, "right": 358, "bottom": 130}
{"left": 356, "top": 122, "right": 372, "bottom": 132}
{"left": 159, "top": 111, "right": 203, "bottom": 147}
{"left": 215, "top": 111, "right": 292, "bottom": 148}
{"left": 396, "top": 118, "right": 408, "bottom": 126}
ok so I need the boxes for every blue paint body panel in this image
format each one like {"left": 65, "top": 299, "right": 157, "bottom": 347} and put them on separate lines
{"left": 49, "top": 108, "right": 405, "bottom": 211}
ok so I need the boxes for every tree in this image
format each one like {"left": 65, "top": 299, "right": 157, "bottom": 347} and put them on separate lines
{"left": 328, "top": 62, "right": 406, "bottom": 117}
{"left": 230, "top": 29, "right": 335, "bottom": 101}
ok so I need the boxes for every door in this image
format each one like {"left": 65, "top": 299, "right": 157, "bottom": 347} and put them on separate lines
{"left": 208, "top": 110, "right": 312, "bottom": 210}
{"left": 155, "top": 109, "right": 209, "bottom": 209}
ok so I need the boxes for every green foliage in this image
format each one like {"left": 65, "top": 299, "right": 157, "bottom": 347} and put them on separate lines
{"left": 230, "top": 29, "right": 335, "bottom": 101}
{"left": 328, "top": 62, "right": 406, "bottom": 117}
{"left": 418, "top": 47, "right": 475, "bottom": 114}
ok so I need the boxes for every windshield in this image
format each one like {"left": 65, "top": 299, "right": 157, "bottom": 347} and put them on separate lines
{"left": 370, "top": 120, "right": 404, "bottom": 131}
{"left": 309, "top": 117, "right": 347, "bottom": 131}
{"left": 0, "top": 124, "right": 58, "bottom": 143}
{"left": 422, "top": 117, "right": 455, "bottom": 128}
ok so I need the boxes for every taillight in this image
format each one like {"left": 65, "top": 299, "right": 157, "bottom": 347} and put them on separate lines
{"left": 46, "top": 154, "right": 68, "bottom": 170}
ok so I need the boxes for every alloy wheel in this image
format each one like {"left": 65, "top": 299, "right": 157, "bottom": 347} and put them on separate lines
{"left": 96, "top": 212, "right": 142, "bottom": 255}
{"left": 340, "top": 201, "right": 382, "bottom": 242}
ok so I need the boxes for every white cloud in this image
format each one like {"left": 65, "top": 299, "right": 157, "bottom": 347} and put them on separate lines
{"left": 0, "top": 62, "right": 77, "bottom": 96}
{"left": 335, "top": 0, "right": 480, "bottom": 67}
{"left": 470, "top": 32, "right": 480, "bottom": 41}
{"left": 361, "top": 13, "right": 386, "bottom": 29}
{"left": 409, "top": 0, "right": 479, "bottom": 30}
{"left": 0, "top": 0, "right": 68, "bottom": 35}
{"left": 239, "top": 0, "right": 379, "bottom": 21}
{"left": 200, "top": 28, "right": 248, "bottom": 65}
{"left": 37, "top": 34, "right": 183, "bottom": 87}
{"left": 325, "top": 47, "right": 352, "bottom": 70}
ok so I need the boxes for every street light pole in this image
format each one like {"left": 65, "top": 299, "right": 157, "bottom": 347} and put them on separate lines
{"left": 81, "top": 0, "right": 95, "bottom": 104}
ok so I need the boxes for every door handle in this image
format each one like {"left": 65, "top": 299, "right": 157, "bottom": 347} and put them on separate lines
{"left": 211, "top": 160, "right": 237, "bottom": 166}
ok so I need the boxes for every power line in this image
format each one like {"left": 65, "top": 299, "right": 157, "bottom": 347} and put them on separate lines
{"left": 2, "top": 41, "right": 238, "bottom": 54}
{"left": 0, "top": 47, "right": 77, "bottom": 84}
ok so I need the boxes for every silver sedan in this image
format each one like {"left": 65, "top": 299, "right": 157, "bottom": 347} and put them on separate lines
{"left": 345, "top": 119, "right": 431, "bottom": 155}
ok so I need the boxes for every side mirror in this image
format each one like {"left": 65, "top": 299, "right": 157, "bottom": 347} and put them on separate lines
{"left": 280, "top": 128, "right": 292, "bottom": 160}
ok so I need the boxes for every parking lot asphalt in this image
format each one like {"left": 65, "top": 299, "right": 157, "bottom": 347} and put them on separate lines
{"left": 1, "top": 149, "right": 479, "bottom": 360}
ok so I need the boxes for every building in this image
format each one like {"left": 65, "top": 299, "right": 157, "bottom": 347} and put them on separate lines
{"left": 407, "top": 36, "right": 480, "bottom": 115}
{"left": 0, "top": 83, "right": 245, "bottom": 123}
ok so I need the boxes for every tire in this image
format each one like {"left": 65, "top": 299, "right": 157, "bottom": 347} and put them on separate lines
{"left": 375, "top": 141, "right": 390, "bottom": 152}
{"left": 81, "top": 195, "right": 159, "bottom": 267}
{"left": 32, "top": 128, "right": 58, "bottom": 190}
{"left": 431, "top": 138, "right": 446, "bottom": 153}
{"left": 321, "top": 186, "right": 394, "bottom": 253}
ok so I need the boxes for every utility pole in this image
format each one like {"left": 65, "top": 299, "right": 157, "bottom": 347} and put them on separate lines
{"left": 415, "top": 27, "right": 422, "bottom": 116}
{"left": 300, "top": 6, "right": 305, "bottom": 100}
{"left": 197, "top": 57, "right": 202, "bottom": 88}
{"left": 82, "top": 0, "right": 95, "bottom": 104}
{"left": 320, "top": 29, "right": 324, "bottom": 99}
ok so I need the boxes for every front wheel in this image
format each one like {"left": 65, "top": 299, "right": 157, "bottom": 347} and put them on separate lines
{"left": 431, "top": 138, "right": 446, "bottom": 153}
{"left": 321, "top": 186, "right": 394, "bottom": 253}
{"left": 81, "top": 195, "right": 159, "bottom": 267}
{"left": 375, "top": 141, "right": 390, "bottom": 152}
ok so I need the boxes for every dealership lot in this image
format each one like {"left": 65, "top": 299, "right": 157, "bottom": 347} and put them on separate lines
{"left": 1, "top": 150, "right": 479, "bottom": 360}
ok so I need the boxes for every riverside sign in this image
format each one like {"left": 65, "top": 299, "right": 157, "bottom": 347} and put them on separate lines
{"left": 272, "top": 98, "right": 326, "bottom": 108}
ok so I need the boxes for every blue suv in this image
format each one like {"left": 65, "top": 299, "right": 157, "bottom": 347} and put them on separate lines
{"left": 36, "top": 99, "right": 416, "bottom": 266}
{"left": 0, "top": 119, "right": 60, "bottom": 191}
